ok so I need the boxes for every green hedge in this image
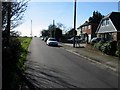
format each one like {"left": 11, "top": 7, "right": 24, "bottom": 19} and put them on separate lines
{"left": 115, "top": 41, "right": 120, "bottom": 57}
{"left": 94, "top": 41, "right": 117, "bottom": 56}
{"left": 2, "top": 37, "right": 32, "bottom": 89}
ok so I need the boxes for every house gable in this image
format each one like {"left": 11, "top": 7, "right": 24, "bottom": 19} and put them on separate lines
{"left": 97, "top": 18, "right": 117, "bottom": 33}
{"left": 96, "top": 12, "right": 120, "bottom": 33}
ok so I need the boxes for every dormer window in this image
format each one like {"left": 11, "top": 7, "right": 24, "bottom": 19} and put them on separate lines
{"left": 102, "top": 19, "right": 109, "bottom": 26}
{"left": 106, "top": 19, "right": 109, "bottom": 25}
{"left": 102, "top": 20, "right": 106, "bottom": 26}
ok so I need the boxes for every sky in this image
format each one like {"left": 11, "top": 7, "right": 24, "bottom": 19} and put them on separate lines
{"left": 14, "top": 1, "right": 119, "bottom": 37}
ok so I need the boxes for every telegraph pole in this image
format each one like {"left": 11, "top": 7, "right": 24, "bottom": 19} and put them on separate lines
{"left": 6, "top": 2, "right": 11, "bottom": 46}
{"left": 73, "top": 0, "right": 77, "bottom": 47}
{"left": 30, "top": 20, "right": 32, "bottom": 37}
{"left": 118, "top": 1, "right": 120, "bottom": 11}
{"left": 53, "top": 20, "right": 55, "bottom": 38}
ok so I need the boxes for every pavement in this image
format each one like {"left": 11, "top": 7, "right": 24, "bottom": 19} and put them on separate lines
{"left": 60, "top": 43, "right": 119, "bottom": 73}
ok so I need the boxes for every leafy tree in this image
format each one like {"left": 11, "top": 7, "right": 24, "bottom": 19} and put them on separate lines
{"left": 41, "top": 29, "right": 49, "bottom": 37}
{"left": 48, "top": 24, "right": 62, "bottom": 41}
{"left": 88, "top": 11, "right": 104, "bottom": 24}
{"left": 48, "top": 24, "right": 57, "bottom": 31}
{"left": 66, "top": 28, "right": 77, "bottom": 38}
{"left": 53, "top": 28, "right": 62, "bottom": 41}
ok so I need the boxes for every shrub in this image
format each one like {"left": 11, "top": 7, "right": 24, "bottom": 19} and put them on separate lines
{"left": 93, "top": 41, "right": 103, "bottom": 51}
{"left": 100, "top": 42, "right": 111, "bottom": 54}
{"left": 2, "top": 37, "right": 23, "bottom": 89}
{"left": 94, "top": 41, "right": 117, "bottom": 55}
{"left": 116, "top": 41, "right": 120, "bottom": 57}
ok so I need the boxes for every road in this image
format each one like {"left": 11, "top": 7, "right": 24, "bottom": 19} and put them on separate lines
{"left": 25, "top": 37, "right": 118, "bottom": 88}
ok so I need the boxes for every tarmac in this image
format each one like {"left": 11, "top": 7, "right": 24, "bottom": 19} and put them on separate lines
{"left": 60, "top": 42, "right": 119, "bottom": 74}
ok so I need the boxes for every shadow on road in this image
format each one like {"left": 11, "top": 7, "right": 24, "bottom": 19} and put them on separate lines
{"left": 24, "top": 60, "right": 78, "bottom": 89}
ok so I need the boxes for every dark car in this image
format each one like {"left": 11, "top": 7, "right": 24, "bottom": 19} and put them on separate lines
{"left": 91, "top": 37, "right": 101, "bottom": 44}
{"left": 67, "top": 37, "right": 81, "bottom": 43}
{"left": 44, "top": 37, "right": 48, "bottom": 42}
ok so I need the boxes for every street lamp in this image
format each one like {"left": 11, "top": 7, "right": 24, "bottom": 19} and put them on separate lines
{"left": 73, "top": 0, "right": 77, "bottom": 47}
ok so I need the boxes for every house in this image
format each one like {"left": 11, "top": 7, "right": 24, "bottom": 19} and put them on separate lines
{"left": 96, "top": 12, "right": 120, "bottom": 42}
{"left": 77, "top": 21, "right": 99, "bottom": 42}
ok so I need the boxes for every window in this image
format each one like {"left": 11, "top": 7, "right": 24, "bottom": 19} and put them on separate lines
{"left": 102, "top": 20, "right": 106, "bottom": 26}
{"left": 102, "top": 19, "right": 109, "bottom": 26}
{"left": 85, "top": 26, "right": 87, "bottom": 30}
{"left": 106, "top": 19, "right": 109, "bottom": 25}
{"left": 88, "top": 25, "right": 91, "bottom": 29}
{"left": 82, "top": 27, "right": 84, "bottom": 30}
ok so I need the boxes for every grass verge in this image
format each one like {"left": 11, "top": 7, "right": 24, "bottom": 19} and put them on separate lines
{"left": 18, "top": 37, "right": 32, "bottom": 71}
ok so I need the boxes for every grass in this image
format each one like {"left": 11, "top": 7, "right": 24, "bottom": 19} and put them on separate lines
{"left": 19, "top": 37, "right": 32, "bottom": 50}
{"left": 18, "top": 37, "right": 32, "bottom": 71}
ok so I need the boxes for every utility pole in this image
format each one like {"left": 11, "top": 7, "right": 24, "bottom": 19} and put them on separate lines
{"left": 6, "top": 2, "right": 11, "bottom": 46}
{"left": 53, "top": 20, "right": 55, "bottom": 38}
{"left": 118, "top": 1, "right": 120, "bottom": 11}
{"left": 30, "top": 20, "right": 32, "bottom": 37}
{"left": 73, "top": 0, "right": 77, "bottom": 48}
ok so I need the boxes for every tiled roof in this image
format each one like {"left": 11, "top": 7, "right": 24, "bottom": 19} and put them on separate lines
{"left": 96, "top": 12, "right": 120, "bottom": 33}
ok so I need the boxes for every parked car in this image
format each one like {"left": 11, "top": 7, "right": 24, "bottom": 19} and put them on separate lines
{"left": 41, "top": 37, "right": 44, "bottom": 40}
{"left": 44, "top": 37, "right": 48, "bottom": 42}
{"left": 46, "top": 38, "right": 58, "bottom": 46}
{"left": 67, "top": 37, "right": 81, "bottom": 43}
{"left": 90, "top": 37, "right": 101, "bottom": 45}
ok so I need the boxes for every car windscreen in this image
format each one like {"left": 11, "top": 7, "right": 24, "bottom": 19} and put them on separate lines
{"left": 49, "top": 39, "right": 57, "bottom": 41}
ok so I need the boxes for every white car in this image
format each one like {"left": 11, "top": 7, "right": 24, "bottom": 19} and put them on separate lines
{"left": 46, "top": 38, "right": 58, "bottom": 46}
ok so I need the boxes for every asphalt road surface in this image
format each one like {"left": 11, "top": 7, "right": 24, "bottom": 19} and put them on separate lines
{"left": 25, "top": 37, "right": 118, "bottom": 88}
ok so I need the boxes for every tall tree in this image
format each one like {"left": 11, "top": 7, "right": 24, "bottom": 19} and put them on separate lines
{"left": 2, "top": 0, "right": 28, "bottom": 35}
{"left": 66, "top": 28, "right": 77, "bottom": 38}
{"left": 41, "top": 29, "right": 49, "bottom": 37}
{"left": 88, "top": 11, "right": 104, "bottom": 24}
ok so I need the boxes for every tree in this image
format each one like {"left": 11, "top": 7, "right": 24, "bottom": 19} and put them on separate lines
{"left": 53, "top": 28, "right": 62, "bottom": 41}
{"left": 48, "top": 24, "right": 62, "bottom": 41}
{"left": 66, "top": 28, "right": 77, "bottom": 38}
{"left": 2, "top": 1, "right": 28, "bottom": 89}
{"left": 2, "top": 0, "right": 28, "bottom": 44}
{"left": 88, "top": 11, "right": 104, "bottom": 24}
{"left": 41, "top": 29, "right": 49, "bottom": 37}
{"left": 2, "top": 1, "right": 28, "bottom": 31}
{"left": 48, "top": 24, "right": 57, "bottom": 31}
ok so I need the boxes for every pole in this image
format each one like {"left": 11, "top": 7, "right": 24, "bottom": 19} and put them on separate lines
{"left": 53, "top": 20, "right": 55, "bottom": 38}
{"left": 73, "top": 0, "right": 77, "bottom": 47}
{"left": 6, "top": 2, "right": 11, "bottom": 46}
{"left": 31, "top": 20, "right": 32, "bottom": 37}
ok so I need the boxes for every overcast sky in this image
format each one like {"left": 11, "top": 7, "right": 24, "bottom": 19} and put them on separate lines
{"left": 14, "top": 1, "right": 119, "bottom": 37}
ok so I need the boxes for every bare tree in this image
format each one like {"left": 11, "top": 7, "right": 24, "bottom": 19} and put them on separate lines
{"left": 2, "top": 0, "right": 28, "bottom": 31}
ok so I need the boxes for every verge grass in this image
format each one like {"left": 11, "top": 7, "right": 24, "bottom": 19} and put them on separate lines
{"left": 18, "top": 37, "right": 32, "bottom": 71}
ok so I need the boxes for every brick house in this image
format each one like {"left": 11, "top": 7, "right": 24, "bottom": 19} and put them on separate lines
{"left": 77, "top": 21, "right": 99, "bottom": 42}
{"left": 96, "top": 12, "right": 120, "bottom": 42}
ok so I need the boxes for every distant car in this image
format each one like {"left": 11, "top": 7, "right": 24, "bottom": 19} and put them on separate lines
{"left": 44, "top": 37, "right": 48, "bottom": 42}
{"left": 91, "top": 37, "right": 101, "bottom": 44}
{"left": 41, "top": 37, "right": 44, "bottom": 40}
{"left": 46, "top": 38, "right": 58, "bottom": 46}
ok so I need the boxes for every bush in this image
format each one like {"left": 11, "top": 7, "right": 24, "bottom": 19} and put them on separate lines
{"left": 2, "top": 37, "right": 23, "bottom": 89}
{"left": 116, "top": 41, "right": 120, "bottom": 57}
{"left": 94, "top": 41, "right": 117, "bottom": 55}
{"left": 100, "top": 42, "right": 111, "bottom": 54}
{"left": 93, "top": 41, "right": 104, "bottom": 50}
